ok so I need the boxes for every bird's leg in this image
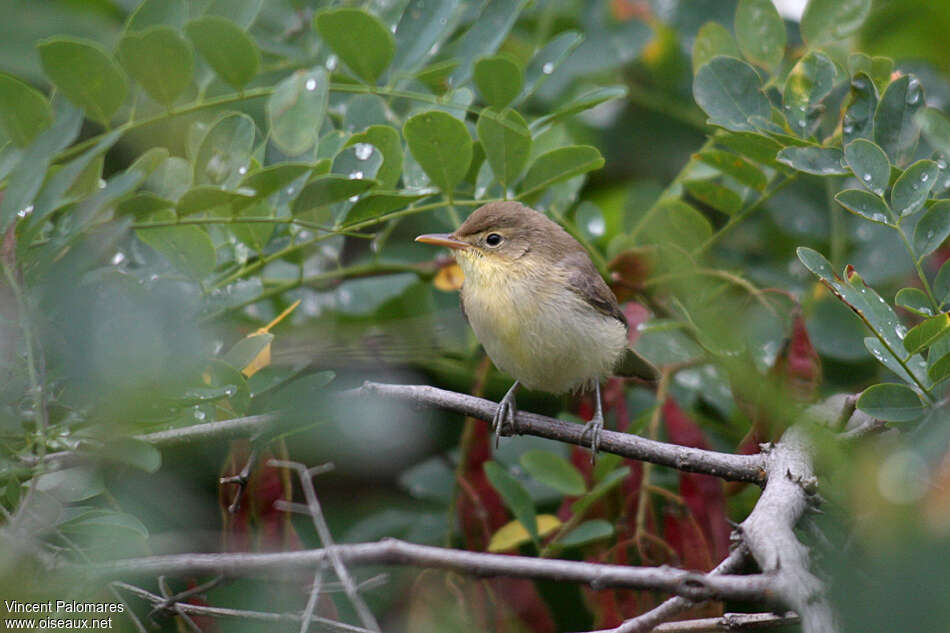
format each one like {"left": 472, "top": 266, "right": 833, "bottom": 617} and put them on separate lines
{"left": 581, "top": 382, "right": 605, "bottom": 462}
{"left": 492, "top": 381, "right": 520, "bottom": 447}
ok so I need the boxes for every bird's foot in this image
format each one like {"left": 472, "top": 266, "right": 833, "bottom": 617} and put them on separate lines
{"left": 492, "top": 381, "right": 520, "bottom": 448}
{"left": 580, "top": 414, "right": 603, "bottom": 464}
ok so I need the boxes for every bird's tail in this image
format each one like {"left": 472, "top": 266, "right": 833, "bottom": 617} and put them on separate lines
{"left": 614, "top": 347, "right": 660, "bottom": 382}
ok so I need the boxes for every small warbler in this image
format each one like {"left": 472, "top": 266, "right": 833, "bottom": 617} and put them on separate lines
{"left": 416, "top": 201, "right": 658, "bottom": 456}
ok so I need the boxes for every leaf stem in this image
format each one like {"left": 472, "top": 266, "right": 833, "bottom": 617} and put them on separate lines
{"left": 895, "top": 223, "right": 940, "bottom": 311}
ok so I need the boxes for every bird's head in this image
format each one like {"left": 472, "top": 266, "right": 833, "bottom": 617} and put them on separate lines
{"left": 415, "top": 201, "right": 573, "bottom": 281}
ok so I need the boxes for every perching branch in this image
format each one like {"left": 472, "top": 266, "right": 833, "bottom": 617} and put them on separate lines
{"left": 87, "top": 539, "right": 775, "bottom": 603}
{"left": 351, "top": 382, "right": 766, "bottom": 483}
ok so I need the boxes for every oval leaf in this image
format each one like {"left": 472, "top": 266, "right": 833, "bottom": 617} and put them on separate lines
{"left": 801, "top": 0, "right": 871, "bottom": 45}
{"left": 856, "top": 383, "right": 924, "bottom": 422}
{"left": 843, "top": 72, "right": 878, "bottom": 145}
{"left": 347, "top": 125, "right": 403, "bottom": 190}
{"left": 37, "top": 37, "right": 128, "bottom": 125}
{"left": 935, "top": 259, "right": 950, "bottom": 304}
{"left": 557, "top": 519, "right": 614, "bottom": 548}
{"left": 891, "top": 159, "right": 937, "bottom": 217}
{"left": 692, "top": 21, "right": 740, "bottom": 74}
{"left": 0, "top": 73, "right": 52, "bottom": 146}
{"left": 314, "top": 8, "right": 394, "bottom": 84}
{"left": 267, "top": 68, "right": 329, "bottom": 156}
{"left": 488, "top": 515, "right": 561, "bottom": 553}
{"left": 473, "top": 54, "right": 524, "bottom": 108}
{"left": 136, "top": 223, "right": 216, "bottom": 279}
{"left": 193, "top": 112, "right": 256, "bottom": 187}
{"left": 895, "top": 287, "right": 935, "bottom": 317}
{"left": 117, "top": 26, "right": 194, "bottom": 106}
{"left": 735, "top": 0, "right": 786, "bottom": 72}
{"left": 292, "top": 175, "right": 378, "bottom": 215}
{"left": 477, "top": 108, "right": 531, "bottom": 189}
{"left": 693, "top": 56, "right": 771, "bottom": 132}
{"left": 483, "top": 461, "right": 538, "bottom": 545}
{"left": 777, "top": 146, "right": 849, "bottom": 175}
{"left": 903, "top": 313, "right": 950, "bottom": 355}
{"left": 403, "top": 110, "right": 472, "bottom": 193}
{"left": 913, "top": 200, "right": 950, "bottom": 256}
{"left": 695, "top": 149, "right": 768, "bottom": 191}
{"left": 519, "top": 145, "right": 604, "bottom": 199}
{"left": 835, "top": 188, "right": 892, "bottom": 225}
{"left": 844, "top": 138, "right": 890, "bottom": 196}
{"left": 874, "top": 75, "right": 924, "bottom": 166}
{"left": 185, "top": 16, "right": 260, "bottom": 89}
{"left": 519, "top": 450, "right": 585, "bottom": 496}
{"left": 783, "top": 52, "right": 836, "bottom": 136}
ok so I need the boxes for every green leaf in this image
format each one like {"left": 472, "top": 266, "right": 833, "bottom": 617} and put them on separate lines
{"left": 230, "top": 200, "right": 274, "bottom": 251}
{"left": 519, "top": 450, "right": 585, "bottom": 496}
{"left": 135, "top": 211, "right": 216, "bottom": 278}
{"left": 844, "top": 139, "right": 890, "bottom": 196}
{"left": 344, "top": 192, "right": 429, "bottom": 226}
{"left": 928, "top": 351, "right": 950, "bottom": 383}
{"left": 37, "top": 467, "right": 104, "bottom": 503}
{"left": 856, "top": 383, "right": 924, "bottom": 422}
{"left": 917, "top": 108, "right": 950, "bottom": 159}
{"left": 390, "top": 0, "right": 461, "bottom": 75}
{"left": 415, "top": 59, "right": 460, "bottom": 95}
{"left": 693, "top": 56, "right": 771, "bottom": 132}
{"left": 0, "top": 73, "right": 52, "bottom": 146}
{"left": 891, "top": 159, "right": 937, "bottom": 217}
{"left": 205, "top": 0, "right": 264, "bottom": 29}
{"left": 843, "top": 72, "right": 877, "bottom": 145}
{"left": 913, "top": 200, "right": 950, "bottom": 256}
{"left": 935, "top": 260, "right": 950, "bottom": 304}
{"left": 904, "top": 313, "right": 950, "bottom": 355}
{"left": 117, "top": 26, "right": 194, "bottom": 106}
{"left": 403, "top": 110, "right": 472, "bottom": 193}
{"left": 445, "top": 0, "right": 529, "bottom": 86}
{"left": 519, "top": 146, "right": 603, "bottom": 199}
{"left": 695, "top": 149, "right": 767, "bottom": 191}
{"left": 239, "top": 163, "right": 312, "bottom": 200}
{"left": 314, "top": 8, "right": 394, "bottom": 84}
{"left": 477, "top": 108, "right": 531, "bottom": 189}
{"left": 717, "top": 131, "right": 783, "bottom": 165}
{"left": 398, "top": 456, "right": 455, "bottom": 503}
{"left": 571, "top": 466, "right": 629, "bottom": 516}
{"left": 896, "top": 288, "right": 934, "bottom": 317}
{"left": 557, "top": 519, "right": 614, "bottom": 548}
{"left": 99, "top": 437, "right": 162, "bottom": 473}
{"left": 684, "top": 179, "right": 743, "bottom": 215}
{"left": 692, "top": 22, "right": 740, "bottom": 74}
{"left": 193, "top": 112, "right": 256, "bottom": 187}
{"left": 223, "top": 333, "right": 274, "bottom": 370}
{"left": 783, "top": 52, "right": 836, "bottom": 136}
{"left": 37, "top": 37, "right": 127, "bottom": 125}
{"left": 835, "top": 189, "right": 892, "bottom": 225}
{"left": 127, "top": 0, "right": 187, "bottom": 30}
{"left": 118, "top": 193, "right": 174, "bottom": 218}
{"left": 518, "top": 31, "right": 582, "bottom": 103}
{"left": 473, "top": 54, "right": 523, "bottom": 108}
{"left": 874, "top": 75, "right": 924, "bottom": 166}
{"left": 777, "top": 146, "right": 849, "bottom": 175}
{"left": 185, "top": 16, "right": 260, "bottom": 90}
{"left": 734, "top": 0, "right": 786, "bottom": 72}
{"left": 483, "top": 460, "right": 538, "bottom": 546}
{"left": 800, "top": 0, "right": 871, "bottom": 45}
{"left": 530, "top": 86, "right": 627, "bottom": 131}
{"left": 59, "top": 509, "right": 149, "bottom": 539}
{"left": 267, "top": 68, "right": 328, "bottom": 156}
{"left": 638, "top": 199, "right": 713, "bottom": 249}
{"left": 292, "top": 175, "right": 378, "bottom": 216}
{"left": 347, "top": 126, "right": 403, "bottom": 190}
{"left": 176, "top": 185, "right": 254, "bottom": 216}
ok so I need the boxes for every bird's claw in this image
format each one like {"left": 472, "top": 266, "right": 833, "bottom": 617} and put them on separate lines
{"left": 492, "top": 382, "right": 521, "bottom": 448}
{"left": 580, "top": 416, "right": 603, "bottom": 464}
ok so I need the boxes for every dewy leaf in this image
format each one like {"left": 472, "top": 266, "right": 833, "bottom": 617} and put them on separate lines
{"left": 695, "top": 149, "right": 767, "bottom": 191}
{"left": 844, "top": 139, "right": 890, "bottom": 196}
{"left": 314, "top": 8, "right": 394, "bottom": 84}
{"left": 483, "top": 461, "right": 539, "bottom": 546}
{"left": 835, "top": 189, "right": 893, "bottom": 225}
{"left": 445, "top": 0, "right": 529, "bottom": 86}
{"left": 346, "top": 126, "right": 403, "bottom": 189}
{"left": 519, "top": 450, "right": 585, "bottom": 496}
{"left": 37, "top": 37, "right": 128, "bottom": 125}
{"left": 734, "top": 0, "right": 786, "bottom": 72}
{"left": 519, "top": 145, "right": 604, "bottom": 199}
{"left": 800, "top": 0, "right": 871, "bottom": 45}
{"left": 193, "top": 112, "right": 256, "bottom": 187}
{"left": 903, "top": 313, "right": 950, "bottom": 355}
{"left": 777, "top": 146, "right": 849, "bottom": 175}
{"left": 913, "top": 200, "right": 950, "bottom": 256}
{"left": 0, "top": 73, "right": 52, "bottom": 146}
{"left": 267, "top": 68, "right": 328, "bottom": 156}
{"left": 239, "top": 163, "right": 311, "bottom": 200}
{"left": 403, "top": 110, "right": 472, "bottom": 193}
{"left": 692, "top": 22, "right": 740, "bottom": 75}
{"left": 390, "top": 0, "right": 461, "bottom": 75}
{"left": 856, "top": 383, "right": 924, "bottom": 422}
{"left": 185, "top": 16, "right": 260, "bottom": 90}
{"left": 843, "top": 72, "right": 877, "bottom": 145}
{"left": 935, "top": 259, "right": 950, "bottom": 304}
{"left": 117, "top": 26, "right": 194, "bottom": 106}
{"left": 530, "top": 86, "right": 627, "bottom": 131}
{"left": 693, "top": 56, "right": 771, "bottom": 132}
{"left": 136, "top": 212, "right": 216, "bottom": 279}
{"left": 473, "top": 54, "right": 523, "bottom": 108}
{"left": 518, "top": 30, "right": 582, "bottom": 103}
{"left": 917, "top": 108, "right": 950, "bottom": 159}
{"left": 684, "top": 179, "right": 743, "bottom": 215}
{"left": 783, "top": 51, "right": 837, "bottom": 137}
{"left": 895, "top": 287, "right": 934, "bottom": 318}
{"left": 477, "top": 108, "right": 531, "bottom": 189}
{"left": 874, "top": 75, "right": 924, "bottom": 166}
{"left": 292, "top": 176, "right": 377, "bottom": 215}
{"left": 891, "top": 159, "right": 937, "bottom": 217}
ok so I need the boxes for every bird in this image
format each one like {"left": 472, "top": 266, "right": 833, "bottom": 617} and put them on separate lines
{"left": 416, "top": 201, "right": 659, "bottom": 457}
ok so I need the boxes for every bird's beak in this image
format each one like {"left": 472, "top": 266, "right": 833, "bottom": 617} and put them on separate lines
{"left": 415, "top": 233, "right": 471, "bottom": 250}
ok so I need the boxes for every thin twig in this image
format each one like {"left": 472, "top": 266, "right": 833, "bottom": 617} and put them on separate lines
{"left": 299, "top": 563, "right": 326, "bottom": 633}
{"left": 352, "top": 382, "right": 766, "bottom": 483}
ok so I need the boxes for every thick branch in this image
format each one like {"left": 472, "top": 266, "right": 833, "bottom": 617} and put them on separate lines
{"left": 86, "top": 539, "right": 774, "bottom": 603}
{"left": 353, "top": 382, "right": 766, "bottom": 483}
{"left": 738, "top": 425, "right": 836, "bottom": 633}
{"left": 649, "top": 612, "right": 800, "bottom": 632}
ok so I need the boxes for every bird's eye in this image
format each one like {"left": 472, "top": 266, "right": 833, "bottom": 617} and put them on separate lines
{"left": 485, "top": 233, "right": 503, "bottom": 247}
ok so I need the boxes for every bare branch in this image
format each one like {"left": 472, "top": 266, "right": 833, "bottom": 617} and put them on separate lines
{"left": 86, "top": 539, "right": 774, "bottom": 603}
{"left": 352, "top": 382, "right": 766, "bottom": 483}
{"left": 139, "top": 414, "right": 279, "bottom": 447}
{"left": 649, "top": 612, "right": 799, "bottom": 632}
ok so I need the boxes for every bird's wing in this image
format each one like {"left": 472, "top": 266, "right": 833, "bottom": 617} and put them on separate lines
{"left": 459, "top": 290, "right": 469, "bottom": 324}
{"left": 562, "top": 252, "right": 628, "bottom": 328}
